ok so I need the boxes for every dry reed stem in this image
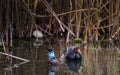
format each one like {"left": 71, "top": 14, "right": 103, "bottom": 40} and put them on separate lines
{"left": 0, "top": 51, "right": 29, "bottom": 62}
{"left": 112, "top": 27, "right": 120, "bottom": 38}
{"left": 42, "top": 0, "right": 64, "bottom": 32}
{"left": 22, "top": 0, "right": 38, "bottom": 37}
{"left": 32, "top": 8, "right": 97, "bottom": 18}
{"left": 42, "top": 0, "right": 76, "bottom": 36}
{"left": 80, "top": 0, "right": 110, "bottom": 22}
{"left": 2, "top": 39, "right": 7, "bottom": 53}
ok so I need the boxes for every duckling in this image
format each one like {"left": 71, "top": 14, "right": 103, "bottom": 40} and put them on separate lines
{"left": 48, "top": 48, "right": 59, "bottom": 66}
{"left": 66, "top": 46, "right": 82, "bottom": 60}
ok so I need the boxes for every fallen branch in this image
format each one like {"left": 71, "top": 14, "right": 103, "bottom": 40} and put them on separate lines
{"left": 3, "top": 61, "right": 28, "bottom": 71}
{"left": 0, "top": 51, "right": 29, "bottom": 62}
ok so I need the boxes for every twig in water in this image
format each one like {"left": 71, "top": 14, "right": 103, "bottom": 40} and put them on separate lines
{"left": 3, "top": 61, "right": 28, "bottom": 71}
{"left": 0, "top": 51, "right": 29, "bottom": 62}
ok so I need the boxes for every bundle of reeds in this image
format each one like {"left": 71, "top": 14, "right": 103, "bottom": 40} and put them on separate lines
{"left": 0, "top": 0, "right": 119, "bottom": 46}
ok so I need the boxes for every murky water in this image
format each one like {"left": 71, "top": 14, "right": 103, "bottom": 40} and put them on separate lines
{"left": 0, "top": 37, "right": 120, "bottom": 75}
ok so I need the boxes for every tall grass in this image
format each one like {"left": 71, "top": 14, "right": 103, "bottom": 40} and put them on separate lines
{"left": 0, "top": 0, "right": 119, "bottom": 45}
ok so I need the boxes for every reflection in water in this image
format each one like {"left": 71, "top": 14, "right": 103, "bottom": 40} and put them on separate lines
{"left": 0, "top": 38, "right": 120, "bottom": 75}
{"left": 66, "top": 59, "right": 82, "bottom": 74}
{"left": 33, "top": 40, "right": 44, "bottom": 47}
{"left": 48, "top": 65, "right": 59, "bottom": 75}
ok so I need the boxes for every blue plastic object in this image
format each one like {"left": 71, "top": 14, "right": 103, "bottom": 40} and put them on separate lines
{"left": 48, "top": 51, "right": 55, "bottom": 59}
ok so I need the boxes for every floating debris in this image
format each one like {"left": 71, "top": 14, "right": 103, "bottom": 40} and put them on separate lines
{"left": 33, "top": 30, "right": 43, "bottom": 38}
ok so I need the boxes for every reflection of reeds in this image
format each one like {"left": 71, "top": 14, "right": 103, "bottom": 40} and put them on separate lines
{"left": 82, "top": 48, "right": 119, "bottom": 75}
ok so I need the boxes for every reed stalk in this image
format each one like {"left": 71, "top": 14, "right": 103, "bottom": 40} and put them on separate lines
{"left": 0, "top": 0, "right": 120, "bottom": 43}
{"left": 0, "top": 51, "right": 29, "bottom": 62}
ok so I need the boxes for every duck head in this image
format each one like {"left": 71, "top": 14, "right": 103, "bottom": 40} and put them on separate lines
{"left": 74, "top": 46, "right": 81, "bottom": 53}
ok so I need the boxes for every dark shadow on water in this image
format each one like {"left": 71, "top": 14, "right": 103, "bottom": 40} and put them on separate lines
{"left": 66, "top": 59, "right": 82, "bottom": 73}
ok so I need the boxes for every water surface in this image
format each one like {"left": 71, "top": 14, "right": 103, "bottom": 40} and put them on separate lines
{"left": 0, "top": 38, "right": 120, "bottom": 75}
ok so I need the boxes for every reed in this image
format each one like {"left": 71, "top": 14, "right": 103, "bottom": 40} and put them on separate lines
{"left": 0, "top": 0, "right": 119, "bottom": 45}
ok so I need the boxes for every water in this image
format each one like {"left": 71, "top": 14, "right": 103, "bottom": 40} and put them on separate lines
{"left": 0, "top": 38, "right": 120, "bottom": 75}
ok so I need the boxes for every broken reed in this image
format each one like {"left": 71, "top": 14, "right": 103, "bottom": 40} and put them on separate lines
{"left": 0, "top": 0, "right": 120, "bottom": 43}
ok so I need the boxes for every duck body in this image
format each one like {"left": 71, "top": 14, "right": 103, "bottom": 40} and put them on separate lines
{"left": 66, "top": 46, "right": 82, "bottom": 60}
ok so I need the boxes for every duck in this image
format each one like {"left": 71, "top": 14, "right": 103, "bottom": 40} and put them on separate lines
{"left": 48, "top": 48, "right": 59, "bottom": 66}
{"left": 66, "top": 46, "right": 82, "bottom": 60}
{"left": 33, "top": 30, "right": 43, "bottom": 38}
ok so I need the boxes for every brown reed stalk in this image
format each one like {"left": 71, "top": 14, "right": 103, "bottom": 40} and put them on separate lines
{"left": 22, "top": 0, "right": 38, "bottom": 38}
{"left": 75, "top": 0, "right": 81, "bottom": 38}
{"left": 34, "top": 0, "right": 38, "bottom": 11}
{"left": 1, "top": 0, "right": 120, "bottom": 43}
{"left": 109, "top": 0, "right": 113, "bottom": 38}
